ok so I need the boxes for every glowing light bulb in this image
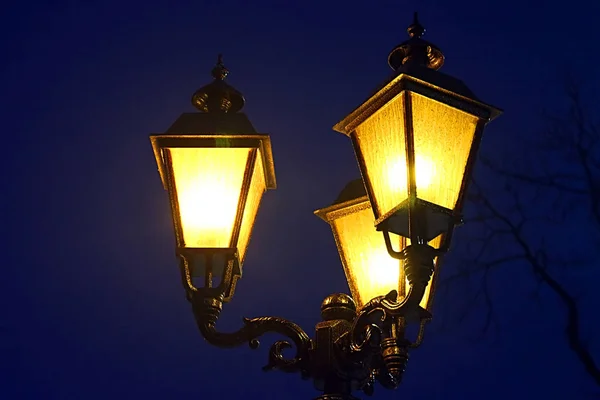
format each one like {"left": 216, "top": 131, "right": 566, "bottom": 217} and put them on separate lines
{"left": 387, "top": 155, "right": 436, "bottom": 192}
{"left": 170, "top": 147, "right": 249, "bottom": 247}
{"left": 177, "top": 175, "right": 240, "bottom": 245}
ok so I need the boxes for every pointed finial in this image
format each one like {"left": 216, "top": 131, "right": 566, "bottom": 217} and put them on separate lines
{"left": 211, "top": 53, "right": 229, "bottom": 80}
{"left": 387, "top": 13, "right": 444, "bottom": 71}
{"left": 191, "top": 54, "right": 245, "bottom": 113}
{"left": 407, "top": 12, "right": 425, "bottom": 38}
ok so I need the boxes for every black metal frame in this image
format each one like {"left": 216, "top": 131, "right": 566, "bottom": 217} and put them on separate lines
{"left": 151, "top": 133, "right": 276, "bottom": 301}
{"left": 314, "top": 185, "right": 443, "bottom": 314}
{"left": 150, "top": 135, "right": 276, "bottom": 191}
{"left": 184, "top": 247, "right": 435, "bottom": 400}
{"left": 343, "top": 73, "right": 500, "bottom": 256}
{"left": 149, "top": 20, "right": 503, "bottom": 400}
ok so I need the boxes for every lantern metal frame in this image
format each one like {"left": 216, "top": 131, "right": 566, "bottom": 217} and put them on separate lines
{"left": 151, "top": 15, "right": 501, "bottom": 400}
{"left": 189, "top": 257, "right": 435, "bottom": 400}
{"left": 334, "top": 69, "right": 501, "bottom": 249}
{"left": 150, "top": 133, "right": 276, "bottom": 301}
{"left": 332, "top": 14, "right": 501, "bottom": 251}
{"left": 182, "top": 177, "right": 438, "bottom": 400}
{"left": 314, "top": 178, "right": 443, "bottom": 314}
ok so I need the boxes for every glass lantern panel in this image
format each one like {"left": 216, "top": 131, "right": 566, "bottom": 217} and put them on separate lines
{"left": 354, "top": 93, "right": 408, "bottom": 220}
{"left": 332, "top": 205, "right": 402, "bottom": 309}
{"left": 168, "top": 147, "right": 250, "bottom": 248}
{"left": 237, "top": 149, "right": 267, "bottom": 263}
{"left": 410, "top": 92, "right": 479, "bottom": 210}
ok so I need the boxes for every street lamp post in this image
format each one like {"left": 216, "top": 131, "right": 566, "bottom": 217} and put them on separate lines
{"left": 150, "top": 14, "right": 501, "bottom": 400}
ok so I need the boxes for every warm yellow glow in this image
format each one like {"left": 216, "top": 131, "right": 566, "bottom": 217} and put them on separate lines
{"left": 387, "top": 155, "right": 436, "bottom": 192}
{"left": 355, "top": 93, "right": 407, "bottom": 218}
{"left": 169, "top": 147, "right": 250, "bottom": 248}
{"left": 318, "top": 199, "right": 443, "bottom": 310}
{"left": 410, "top": 92, "right": 478, "bottom": 209}
{"left": 332, "top": 205, "right": 401, "bottom": 308}
{"left": 354, "top": 91, "right": 479, "bottom": 219}
{"left": 237, "top": 150, "right": 266, "bottom": 262}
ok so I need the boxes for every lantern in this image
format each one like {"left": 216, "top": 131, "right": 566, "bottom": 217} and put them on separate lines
{"left": 333, "top": 15, "right": 501, "bottom": 247}
{"left": 315, "top": 179, "right": 441, "bottom": 309}
{"left": 150, "top": 56, "right": 276, "bottom": 300}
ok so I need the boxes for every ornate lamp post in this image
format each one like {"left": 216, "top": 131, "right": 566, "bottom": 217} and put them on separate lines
{"left": 150, "top": 15, "right": 500, "bottom": 400}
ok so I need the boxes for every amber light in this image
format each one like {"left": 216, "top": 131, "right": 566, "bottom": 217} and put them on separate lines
{"left": 335, "top": 72, "right": 501, "bottom": 244}
{"left": 355, "top": 92, "right": 478, "bottom": 220}
{"left": 148, "top": 19, "right": 504, "bottom": 396}
{"left": 150, "top": 134, "right": 276, "bottom": 269}
{"left": 169, "top": 147, "right": 250, "bottom": 248}
{"left": 387, "top": 154, "right": 436, "bottom": 193}
{"left": 315, "top": 182, "right": 441, "bottom": 309}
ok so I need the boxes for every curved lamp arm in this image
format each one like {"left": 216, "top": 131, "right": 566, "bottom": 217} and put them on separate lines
{"left": 191, "top": 294, "right": 312, "bottom": 373}
{"left": 174, "top": 239, "right": 437, "bottom": 398}
{"left": 347, "top": 292, "right": 422, "bottom": 389}
{"left": 346, "top": 245, "right": 437, "bottom": 391}
{"left": 177, "top": 252, "right": 313, "bottom": 375}
{"left": 380, "top": 230, "right": 440, "bottom": 315}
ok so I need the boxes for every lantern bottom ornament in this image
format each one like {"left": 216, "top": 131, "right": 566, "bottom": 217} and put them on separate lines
{"left": 376, "top": 197, "right": 461, "bottom": 244}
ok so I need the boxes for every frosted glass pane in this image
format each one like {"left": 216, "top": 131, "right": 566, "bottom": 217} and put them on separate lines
{"left": 321, "top": 199, "right": 442, "bottom": 310}
{"left": 333, "top": 206, "right": 402, "bottom": 308}
{"left": 410, "top": 92, "right": 478, "bottom": 209}
{"left": 355, "top": 94, "right": 408, "bottom": 219}
{"left": 169, "top": 147, "right": 250, "bottom": 248}
{"left": 237, "top": 150, "right": 266, "bottom": 263}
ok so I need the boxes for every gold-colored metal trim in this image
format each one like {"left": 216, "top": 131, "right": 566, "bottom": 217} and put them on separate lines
{"left": 333, "top": 74, "right": 502, "bottom": 136}
{"left": 314, "top": 195, "right": 371, "bottom": 223}
{"left": 149, "top": 134, "right": 276, "bottom": 191}
{"left": 163, "top": 149, "right": 185, "bottom": 248}
{"left": 230, "top": 148, "right": 257, "bottom": 251}
{"left": 455, "top": 119, "right": 486, "bottom": 212}
{"left": 373, "top": 195, "right": 455, "bottom": 230}
{"left": 422, "top": 253, "right": 443, "bottom": 312}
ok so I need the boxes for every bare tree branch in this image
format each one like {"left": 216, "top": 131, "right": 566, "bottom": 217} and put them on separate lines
{"left": 470, "top": 179, "right": 600, "bottom": 386}
{"left": 441, "top": 81, "right": 600, "bottom": 388}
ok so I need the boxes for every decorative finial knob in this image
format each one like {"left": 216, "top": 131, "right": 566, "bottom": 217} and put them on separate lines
{"left": 211, "top": 54, "right": 229, "bottom": 80}
{"left": 191, "top": 54, "right": 245, "bottom": 113}
{"left": 407, "top": 12, "right": 425, "bottom": 38}
{"left": 387, "top": 13, "right": 445, "bottom": 71}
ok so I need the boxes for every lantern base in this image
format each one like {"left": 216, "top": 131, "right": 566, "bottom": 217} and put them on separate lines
{"left": 376, "top": 198, "right": 460, "bottom": 243}
{"left": 178, "top": 247, "right": 241, "bottom": 302}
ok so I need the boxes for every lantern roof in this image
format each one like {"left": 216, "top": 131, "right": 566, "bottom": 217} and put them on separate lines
{"left": 165, "top": 112, "right": 257, "bottom": 135}
{"left": 162, "top": 55, "right": 257, "bottom": 136}
{"left": 149, "top": 56, "right": 276, "bottom": 192}
{"left": 333, "top": 178, "right": 367, "bottom": 204}
{"left": 333, "top": 15, "right": 502, "bottom": 137}
{"left": 314, "top": 179, "right": 370, "bottom": 224}
{"left": 333, "top": 66, "right": 501, "bottom": 136}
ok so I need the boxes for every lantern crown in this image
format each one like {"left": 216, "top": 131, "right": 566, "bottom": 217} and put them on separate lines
{"left": 388, "top": 12, "right": 445, "bottom": 71}
{"left": 191, "top": 54, "right": 246, "bottom": 113}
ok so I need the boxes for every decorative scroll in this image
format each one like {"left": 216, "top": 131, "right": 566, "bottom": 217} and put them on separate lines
{"left": 188, "top": 275, "right": 431, "bottom": 397}
{"left": 193, "top": 297, "right": 312, "bottom": 374}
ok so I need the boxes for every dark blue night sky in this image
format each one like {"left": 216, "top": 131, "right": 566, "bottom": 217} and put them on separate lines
{"left": 2, "top": 1, "right": 600, "bottom": 399}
